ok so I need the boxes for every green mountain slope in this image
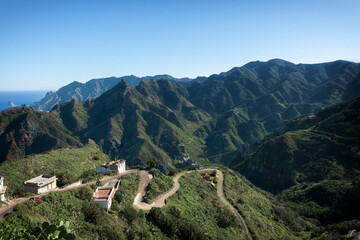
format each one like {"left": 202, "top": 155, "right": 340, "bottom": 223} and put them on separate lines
{"left": 0, "top": 140, "right": 110, "bottom": 196}
{"left": 32, "top": 75, "right": 194, "bottom": 111}
{"left": 234, "top": 97, "right": 360, "bottom": 235}
{"left": 52, "top": 79, "right": 210, "bottom": 171}
{"left": 1, "top": 59, "right": 360, "bottom": 171}
{"left": 0, "top": 166, "right": 313, "bottom": 239}
{"left": 0, "top": 106, "right": 81, "bottom": 164}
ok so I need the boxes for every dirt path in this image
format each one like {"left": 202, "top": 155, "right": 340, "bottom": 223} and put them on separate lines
{"left": 1, "top": 168, "right": 251, "bottom": 239}
{"left": 133, "top": 171, "right": 190, "bottom": 210}
{"left": 133, "top": 169, "right": 251, "bottom": 240}
{"left": 215, "top": 170, "right": 251, "bottom": 240}
{"left": 0, "top": 169, "right": 137, "bottom": 219}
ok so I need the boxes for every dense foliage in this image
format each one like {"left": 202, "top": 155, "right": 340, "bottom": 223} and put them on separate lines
{"left": 2, "top": 59, "right": 359, "bottom": 171}
{"left": 0, "top": 140, "right": 110, "bottom": 196}
{"left": 143, "top": 169, "right": 173, "bottom": 203}
{"left": 234, "top": 97, "right": 360, "bottom": 239}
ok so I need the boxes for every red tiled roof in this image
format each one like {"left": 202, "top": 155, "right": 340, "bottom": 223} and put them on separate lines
{"left": 94, "top": 188, "right": 112, "bottom": 197}
{"left": 93, "top": 187, "right": 115, "bottom": 202}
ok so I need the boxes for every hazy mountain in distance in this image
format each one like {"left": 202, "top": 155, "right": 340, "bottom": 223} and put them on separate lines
{"left": 31, "top": 75, "right": 194, "bottom": 111}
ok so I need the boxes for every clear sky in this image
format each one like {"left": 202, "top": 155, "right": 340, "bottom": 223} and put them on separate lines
{"left": 0, "top": 0, "right": 359, "bottom": 90}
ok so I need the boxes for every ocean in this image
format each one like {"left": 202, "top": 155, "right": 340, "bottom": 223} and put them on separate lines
{"left": 0, "top": 91, "right": 49, "bottom": 111}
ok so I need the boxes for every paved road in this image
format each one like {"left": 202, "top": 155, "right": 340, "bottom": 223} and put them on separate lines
{"left": 0, "top": 169, "right": 137, "bottom": 220}
{"left": 133, "top": 169, "right": 251, "bottom": 240}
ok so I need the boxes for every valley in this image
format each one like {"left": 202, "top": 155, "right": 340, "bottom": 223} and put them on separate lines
{"left": 0, "top": 59, "right": 360, "bottom": 239}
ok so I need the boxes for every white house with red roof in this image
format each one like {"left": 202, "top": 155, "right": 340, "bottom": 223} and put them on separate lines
{"left": 92, "top": 186, "right": 117, "bottom": 211}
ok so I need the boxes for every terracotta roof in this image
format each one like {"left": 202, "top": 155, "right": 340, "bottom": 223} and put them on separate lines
{"left": 93, "top": 187, "right": 116, "bottom": 202}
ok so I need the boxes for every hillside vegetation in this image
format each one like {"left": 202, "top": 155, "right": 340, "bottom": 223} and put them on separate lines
{"left": 1, "top": 59, "right": 360, "bottom": 171}
{"left": 0, "top": 166, "right": 315, "bottom": 239}
{"left": 234, "top": 97, "right": 360, "bottom": 239}
{"left": 0, "top": 140, "right": 110, "bottom": 196}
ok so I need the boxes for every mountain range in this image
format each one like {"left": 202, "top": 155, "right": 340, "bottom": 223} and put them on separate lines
{"left": 1, "top": 59, "right": 360, "bottom": 171}
{"left": 31, "top": 75, "right": 195, "bottom": 111}
{"left": 1, "top": 58, "right": 360, "bottom": 239}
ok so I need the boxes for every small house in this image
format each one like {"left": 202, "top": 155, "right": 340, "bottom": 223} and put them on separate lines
{"left": 200, "top": 173, "right": 211, "bottom": 181}
{"left": 92, "top": 186, "right": 117, "bottom": 211}
{"left": 0, "top": 176, "right": 7, "bottom": 201}
{"left": 96, "top": 159, "right": 126, "bottom": 174}
{"left": 308, "top": 114, "right": 316, "bottom": 120}
{"left": 24, "top": 175, "right": 57, "bottom": 194}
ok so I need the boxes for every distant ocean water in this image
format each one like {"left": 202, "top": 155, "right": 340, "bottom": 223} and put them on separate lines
{"left": 0, "top": 91, "right": 48, "bottom": 110}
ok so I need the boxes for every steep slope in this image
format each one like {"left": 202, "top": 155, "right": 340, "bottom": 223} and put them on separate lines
{"left": 52, "top": 80, "right": 210, "bottom": 171}
{"left": 0, "top": 166, "right": 313, "bottom": 239}
{"left": 3, "top": 59, "right": 360, "bottom": 170}
{"left": 32, "top": 75, "right": 194, "bottom": 111}
{"left": 188, "top": 59, "right": 360, "bottom": 115}
{"left": 0, "top": 106, "right": 81, "bottom": 164}
{"left": 234, "top": 97, "right": 360, "bottom": 230}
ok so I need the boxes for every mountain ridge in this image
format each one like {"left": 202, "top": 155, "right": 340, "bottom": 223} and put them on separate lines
{"left": 1, "top": 59, "right": 359, "bottom": 170}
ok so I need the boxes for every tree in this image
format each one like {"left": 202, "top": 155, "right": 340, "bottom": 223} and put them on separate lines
{"left": 146, "top": 160, "right": 156, "bottom": 169}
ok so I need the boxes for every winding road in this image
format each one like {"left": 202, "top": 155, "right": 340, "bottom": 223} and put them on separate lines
{"left": 0, "top": 168, "right": 251, "bottom": 239}
{"left": 133, "top": 169, "right": 251, "bottom": 240}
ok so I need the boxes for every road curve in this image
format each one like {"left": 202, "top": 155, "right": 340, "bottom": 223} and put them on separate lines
{"left": 215, "top": 169, "right": 251, "bottom": 240}
{"left": 133, "top": 171, "right": 191, "bottom": 210}
{"left": 1, "top": 168, "right": 251, "bottom": 239}
{"left": 133, "top": 169, "right": 251, "bottom": 240}
{"left": 0, "top": 169, "right": 138, "bottom": 220}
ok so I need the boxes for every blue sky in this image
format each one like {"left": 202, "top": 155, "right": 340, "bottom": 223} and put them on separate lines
{"left": 0, "top": 0, "right": 359, "bottom": 90}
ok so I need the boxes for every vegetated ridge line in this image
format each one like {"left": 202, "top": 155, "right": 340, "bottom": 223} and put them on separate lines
{"left": 133, "top": 169, "right": 252, "bottom": 240}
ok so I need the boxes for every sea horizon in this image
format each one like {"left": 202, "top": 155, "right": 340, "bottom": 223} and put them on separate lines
{"left": 0, "top": 90, "right": 49, "bottom": 110}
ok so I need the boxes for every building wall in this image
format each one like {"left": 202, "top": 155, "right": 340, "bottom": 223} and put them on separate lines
{"left": 119, "top": 162, "right": 126, "bottom": 173}
{"left": 95, "top": 200, "right": 109, "bottom": 210}
{"left": 96, "top": 165, "right": 109, "bottom": 173}
{"left": 24, "top": 184, "right": 40, "bottom": 194}
{"left": 25, "top": 180, "right": 57, "bottom": 194}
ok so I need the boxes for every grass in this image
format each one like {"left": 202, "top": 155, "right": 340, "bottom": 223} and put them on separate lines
{"left": 143, "top": 169, "right": 173, "bottom": 203}
{"left": 0, "top": 141, "right": 110, "bottom": 196}
{"left": 215, "top": 165, "right": 312, "bottom": 240}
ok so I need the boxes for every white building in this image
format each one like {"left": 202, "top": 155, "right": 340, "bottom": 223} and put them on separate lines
{"left": 0, "top": 176, "right": 7, "bottom": 201}
{"left": 92, "top": 186, "right": 117, "bottom": 211}
{"left": 24, "top": 175, "right": 57, "bottom": 194}
{"left": 96, "top": 159, "right": 126, "bottom": 174}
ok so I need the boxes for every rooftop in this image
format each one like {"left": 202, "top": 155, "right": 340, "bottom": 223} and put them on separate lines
{"left": 24, "top": 175, "right": 57, "bottom": 186}
{"left": 93, "top": 187, "right": 116, "bottom": 202}
{"left": 108, "top": 159, "right": 126, "bottom": 166}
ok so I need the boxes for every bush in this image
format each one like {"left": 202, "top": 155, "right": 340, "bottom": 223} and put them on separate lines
{"left": 56, "top": 170, "right": 77, "bottom": 187}
{"left": 119, "top": 203, "right": 139, "bottom": 224}
{"left": 74, "top": 186, "right": 93, "bottom": 201}
{"left": 216, "top": 207, "right": 236, "bottom": 228}
{"left": 82, "top": 202, "right": 106, "bottom": 224}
